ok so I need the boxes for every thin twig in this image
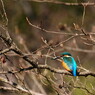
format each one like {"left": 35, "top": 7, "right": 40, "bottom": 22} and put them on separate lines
{"left": 0, "top": 0, "right": 8, "bottom": 26}
{"left": 27, "top": 0, "right": 95, "bottom": 6}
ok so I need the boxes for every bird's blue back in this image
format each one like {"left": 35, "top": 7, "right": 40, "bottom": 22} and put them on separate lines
{"left": 62, "top": 56, "right": 77, "bottom": 76}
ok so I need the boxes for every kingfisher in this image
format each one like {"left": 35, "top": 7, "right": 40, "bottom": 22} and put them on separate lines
{"left": 54, "top": 52, "right": 77, "bottom": 76}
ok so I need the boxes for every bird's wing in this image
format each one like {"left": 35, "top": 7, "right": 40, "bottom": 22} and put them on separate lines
{"left": 62, "top": 57, "right": 77, "bottom": 70}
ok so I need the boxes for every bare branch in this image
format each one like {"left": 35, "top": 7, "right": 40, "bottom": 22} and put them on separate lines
{"left": 27, "top": 0, "right": 95, "bottom": 6}
{"left": 0, "top": 64, "right": 95, "bottom": 77}
{"left": 0, "top": 0, "right": 8, "bottom": 26}
{"left": 26, "top": 17, "right": 95, "bottom": 37}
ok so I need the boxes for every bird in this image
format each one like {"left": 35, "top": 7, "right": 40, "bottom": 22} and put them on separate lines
{"left": 54, "top": 52, "right": 77, "bottom": 76}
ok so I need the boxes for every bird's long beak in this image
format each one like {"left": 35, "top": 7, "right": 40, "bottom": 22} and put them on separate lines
{"left": 52, "top": 56, "right": 63, "bottom": 62}
{"left": 52, "top": 56, "right": 60, "bottom": 60}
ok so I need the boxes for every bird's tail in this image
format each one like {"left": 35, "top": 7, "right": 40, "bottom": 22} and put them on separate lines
{"left": 73, "top": 70, "right": 77, "bottom": 76}
{"left": 69, "top": 70, "right": 77, "bottom": 76}
{"left": 72, "top": 67, "right": 77, "bottom": 76}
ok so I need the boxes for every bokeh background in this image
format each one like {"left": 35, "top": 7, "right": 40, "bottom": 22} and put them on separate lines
{"left": 0, "top": 0, "right": 95, "bottom": 95}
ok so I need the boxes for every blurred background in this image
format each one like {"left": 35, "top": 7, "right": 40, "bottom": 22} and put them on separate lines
{"left": 0, "top": 0, "right": 95, "bottom": 95}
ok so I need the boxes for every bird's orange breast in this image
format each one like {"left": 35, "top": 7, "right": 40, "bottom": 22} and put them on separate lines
{"left": 62, "top": 61, "right": 71, "bottom": 71}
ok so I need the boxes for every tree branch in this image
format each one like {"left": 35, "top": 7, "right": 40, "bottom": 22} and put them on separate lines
{"left": 28, "top": 0, "right": 95, "bottom": 6}
{"left": 0, "top": 65, "right": 95, "bottom": 77}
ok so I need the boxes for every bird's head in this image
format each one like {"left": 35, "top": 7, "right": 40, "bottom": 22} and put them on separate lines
{"left": 61, "top": 52, "right": 72, "bottom": 57}
{"left": 52, "top": 52, "right": 72, "bottom": 62}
